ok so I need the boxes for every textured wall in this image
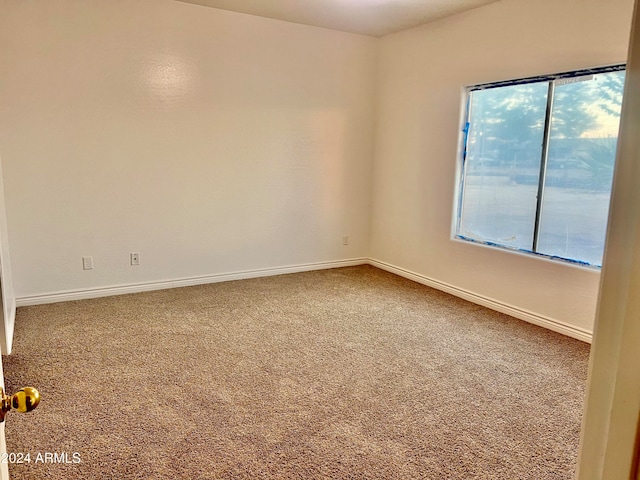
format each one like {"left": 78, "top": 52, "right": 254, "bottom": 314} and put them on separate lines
{"left": 0, "top": 0, "right": 635, "bottom": 336}
{"left": 370, "top": 0, "right": 635, "bottom": 332}
{"left": 0, "top": 0, "right": 376, "bottom": 297}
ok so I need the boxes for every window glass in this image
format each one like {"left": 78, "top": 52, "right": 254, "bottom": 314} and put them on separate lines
{"left": 537, "top": 71, "right": 625, "bottom": 265}
{"left": 457, "top": 67, "right": 625, "bottom": 267}
{"left": 459, "top": 83, "right": 547, "bottom": 249}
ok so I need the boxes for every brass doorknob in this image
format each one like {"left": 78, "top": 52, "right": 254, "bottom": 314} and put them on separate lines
{"left": 0, "top": 387, "right": 40, "bottom": 422}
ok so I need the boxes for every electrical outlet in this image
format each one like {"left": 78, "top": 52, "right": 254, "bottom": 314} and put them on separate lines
{"left": 130, "top": 253, "right": 140, "bottom": 266}
{"left": 343, "top": 235, "right": 350, "bottom": 246}
{"left": 82, "top": 256, "right": 93, "bottom": 270}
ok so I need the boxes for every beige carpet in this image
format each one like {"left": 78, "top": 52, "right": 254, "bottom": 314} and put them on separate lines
{"left": 2, "top": 265, "right": 590, "bottom": 479}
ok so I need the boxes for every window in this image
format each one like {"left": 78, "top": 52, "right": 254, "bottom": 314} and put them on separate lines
{"left": 456, "top": 66, "right": 625, "bottom": 267}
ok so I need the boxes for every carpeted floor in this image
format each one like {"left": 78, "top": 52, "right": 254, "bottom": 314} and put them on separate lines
{"left": 2, "top": 265, "right": 590, "bottom": 479}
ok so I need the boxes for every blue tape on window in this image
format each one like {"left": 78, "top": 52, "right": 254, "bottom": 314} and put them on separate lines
{"left": 461, "top": 121, "right": 470, "bottom": 161}
{"left": 455, "top": 235, "right": 598, "bottom": 267}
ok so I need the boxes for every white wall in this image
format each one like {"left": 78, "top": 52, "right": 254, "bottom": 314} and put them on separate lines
{"left": 371, "top": 0, "right": 635, "bottom": 334}
{"left": 0, "top": 0, "right": 377, "bottom": 298}
{"left": 0, "top": 0, "right": 635, "bottom": 339}
{"left": 0, "top": 155, "right": 16, "bottom": 354}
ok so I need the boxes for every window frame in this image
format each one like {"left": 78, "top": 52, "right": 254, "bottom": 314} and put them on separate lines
{"left": 455, "top": 64, "right": 626, "bottom": 268}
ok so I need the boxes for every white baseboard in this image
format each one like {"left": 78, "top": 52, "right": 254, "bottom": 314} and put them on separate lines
{"left": 368, "top": 258, "right": 593, "bottom": 344}
{"left": 14, "top": 256, "right": 592, "bottom": 343}
{"left": 15, "top": 258, "right": 369, "bottom": 307}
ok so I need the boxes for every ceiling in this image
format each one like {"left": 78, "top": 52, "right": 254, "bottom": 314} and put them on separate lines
{"left": 175, "top": 0, "right": 502, "bottom": 37}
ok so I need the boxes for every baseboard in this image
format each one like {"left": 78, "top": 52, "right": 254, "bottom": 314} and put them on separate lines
{"left": 15, "top": 258, "right": 369, "bottom": 307}
{"left": 367, "top": 258, "right": 593, "bottom": 344}
{"left": 14, "top": 256, "right": 593, "bottom": 343}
